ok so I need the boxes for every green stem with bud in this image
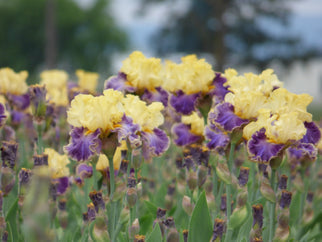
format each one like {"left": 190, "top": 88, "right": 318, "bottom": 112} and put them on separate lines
{"left": 224, "top": 142, "right": 236, "bottom": 242}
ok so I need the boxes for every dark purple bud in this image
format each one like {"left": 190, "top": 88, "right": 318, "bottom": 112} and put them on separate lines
{"left": 82, "top": 213, "right": 88, "bottom": 224}
{"left": 184, "top": 156, "right": 195, "bottom": 171}
{"left": 58, "top": 198, "right": 67, "bottom": 211}
{"left": 175, "top": 157, "right": 184, "bottom": 169}
{"left": 134, "top": 235, "right": 145, "bottom": 242}
{"left": 87, "top": 203, "right": 96, "bottom": 221}
{"left": 212, "top": 218, "right": 225, "bottom": 241}
{"left": 128, "top": 176, "right": 137, "bottom": 188}
{"left": 183, "top": 230, "right": 188, "bottom": 242}
{"left": 89, "top": 190, "right": 105, "bottom": 212}
{"left": 278, "top": 175, "right": 288, "bottom": 190}
{"left": 167, "top": 184, "right": 175, "bottom": 196}
{"left": 279, "top": 190, "right": 292, "bottom": 209}
{"left": 50, "top": 181, "right": 58, "bottom": 201}
{"left": 33, "top": 154, "right": 48, "bottom": 166}
{"left": 2, "top": 231, "right": 8, "bottom": 242}
{"left": 307, "top": 192, "right": 314, "bottom": 203}
{"left": 157, "top": 208, "right": 167, "bottom": 219}
{"left": 238, "top": 167, "right": 250, "bottom": 187}
{"left": 7, "top": 93, "right": 30, "bottom": 110}
{"left": 252, "top": 204, "right": 263, "bottom": 229}
{"left": 1, "top": 140, "right": 18, "bottom": 169}
{"left": 19, "top": 168, "right": 32, "bottom": 186}
{"left": 119, "top": 159, "right": 129, "bottom": 174}
{"left": 163, "top": 217, "right": 175, "bottom": 228}
{"left": 220, "top": 194, "right": 227, "bottom": 212}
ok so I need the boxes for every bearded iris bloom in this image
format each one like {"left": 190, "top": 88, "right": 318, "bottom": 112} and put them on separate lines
{"left": 0, "top": 67, "right": 28, "bottom": 95}
{"left": 44, "top": 148, "right": 70, "bottom": 194}
{"left": 65, "top": 89, "right": 169, "bottom": 162}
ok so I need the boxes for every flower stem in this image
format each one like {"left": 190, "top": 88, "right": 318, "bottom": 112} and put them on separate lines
{"left": 269, "top": 168, "right": 276, "bottom": 242}
{"left": 224, "top": 142, "right": 236, "bottom": 242}
{"left": 109, "top": 157, "right": 115, "bottom": 198}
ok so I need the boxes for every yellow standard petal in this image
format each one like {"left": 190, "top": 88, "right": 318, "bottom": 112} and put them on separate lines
{"left": 45, "top": 148, "right": 70, "bottom": 179}
{"left": 40, "top": 70, "right": 69, "bottom": 106}
{"left": 123, "top": 94, "right": 164, "bottom": 131}
{"left": 120, "top": 51, "right": 163, "bottom": 90}
{"left": 0, "top": 67, "right": 28, "bottom": 95}
{"left": 182, "top": 112, "right": 205, "bottom": 136}
{"left": 76, "top": 69, "right": 99, "bottom": 93}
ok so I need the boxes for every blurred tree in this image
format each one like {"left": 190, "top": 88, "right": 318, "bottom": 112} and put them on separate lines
{"left": 140, "top": 0, "right": 320, "bottom": 71}
{"left": 0, "top": 0, "right": 127, "bottom": 77}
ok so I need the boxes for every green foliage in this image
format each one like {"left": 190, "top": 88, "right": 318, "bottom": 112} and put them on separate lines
{"left": 146, "top": 223, "right": 162, "bottom": 242}
{"left": 188, "top": 191, "right": 212, "bottom": 242}
{"left": 0, "top": 0, "right": 127, "bottom": 77}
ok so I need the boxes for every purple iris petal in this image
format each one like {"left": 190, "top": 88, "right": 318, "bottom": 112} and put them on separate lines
{"left": 0, "top": 103, "right": 7, "bottom": 127}
{"left": 142, "top": 87, "right": 169, "bottom": 107}
{"left": 209, "top": 73, "right": 230, "bottom": 103}
{"left": 7, "top": 93, "right": 30, "bottom": 110}
{"left": 169, "top": 90, "right": 200, "bottom": 115}
{"left": 114, "top": 114, "right": 141, "bottom": 148}
{"left": 288, "top": 143, "right": 317, "bottom": 162}
{"left": 55, "top": 177, "right": 69, "bottom": 195}
{"left": 64, "top": 127, "right": 102, "bottom": 162}
{"left": 141, "top": 128, "right": 170, "bottom": 161}
{"left": 104, "top": 72, "right": 135, "bottom": 93}
{"left": 301, "top": 122, "right": 321, "bottom": 145}
{"left": 172, "top": 123, "right": 202, "bottom": 146}
{"left": 247, "top": 128, "right": 284, "bottom": 163}
{"left": 76, "top": 163, "right": 93, "bottom": 179}
{"left": 205, "top": 126, "right": 229, "bottom": 154}
{"left": 10, "top": 110, "right": 25, "bottom": 125}
{"left": 209, "top": 102, "right": 248, "bottom": 132}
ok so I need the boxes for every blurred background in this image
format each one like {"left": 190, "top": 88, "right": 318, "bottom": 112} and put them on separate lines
{"left": 0, "top": 0, "right": 322, "bottom": 108}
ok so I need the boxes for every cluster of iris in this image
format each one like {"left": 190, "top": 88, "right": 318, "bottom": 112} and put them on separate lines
{"left": 0, "top": 51, "right": 321, "bottom": 241}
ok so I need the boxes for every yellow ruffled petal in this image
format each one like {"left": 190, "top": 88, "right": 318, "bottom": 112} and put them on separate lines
{"left": 40, "top": 70, "right": 69, "bottom": 106}
{"left": 45, "top": 148, "right": 70, "bottom": 179}
{"left": 182, "top": 112, "right": 205, "bottom": 136}
{"left": 0, "top": 68, "right": 28, "bottom": 95}
{"left": 76, "top": 69, "right": 99, "bottom": 93}
{"left": 120, "top": 51, "right": 163, "bottom": 90}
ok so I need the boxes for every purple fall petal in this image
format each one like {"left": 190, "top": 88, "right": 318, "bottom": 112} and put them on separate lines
{"left": 141, "top": 128, "right": 170, "bottom": 161}
{"left": 288, "top": 143, "right": 317, "bottom": 162}
{"left": 247, "top": 128, "right": 284, "bottom": 163}
{"left": 142, "top": 87, "right": 169, "bottom": 107}
{"left": 10, "top": 110, "right": 25, "bottom": 125}
{"left": 104, "top": 72, "right": 135, "bottom": 93}
{"left": 76, "top": 163, "right": 93, "bottom": 179}
{"left": 209, "top": 102, "right": 248, "bottom": 132}
{"left": 7, "top": 93, "right": 30, "bottom": 110}
{"left": 0, "top": 103, "right": 7, "bottom": 127}
{"left": 169, "top": 90, "right": 200, "bottom": 115}
{"left": 64, "top": 127, "right": 102, "bottom": 162}
{"left": 55, "top": 177, "right": 69, "bottom": 195}
{"left": 205, "top": 126, "right": 229, "bottom": 154}
{"left": 301, "top": 122, "right": 321, "bottom": 145}
{"left": 114, "top": 114, "right": 141, "bottom": 148}
{"left": 172, "top": 123, "right": 202, "bottom": 146}
{"left": 209, "top": 73, "right": 230, "bottom": 103}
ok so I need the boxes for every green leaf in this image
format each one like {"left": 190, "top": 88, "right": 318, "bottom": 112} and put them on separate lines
{"left": 146, "top": 224, "right": 162, "bottom": 242}
{"left": 188, "top": 191, "right": 212, "bottom": 242}
{"left": 5, "top": 197, "right": 19, "bottom": 242}
{"left": 144, "top": 201, "right": 158, "bottom": 216}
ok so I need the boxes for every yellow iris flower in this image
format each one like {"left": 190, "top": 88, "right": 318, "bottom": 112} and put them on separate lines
{"left": 40, "top": 70, "right": 69, "bottom": 106}
{"left": 44, "top": 148, "right": 70, "bottom": 179}
{"left": 120, "top": 51, "right": 163, "bottom": 90}
{"left": 76, "top": 69, "right": 99, "bottom": 93}
{"left": 0, "top": 67, "right": 28, "bottom": 95}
